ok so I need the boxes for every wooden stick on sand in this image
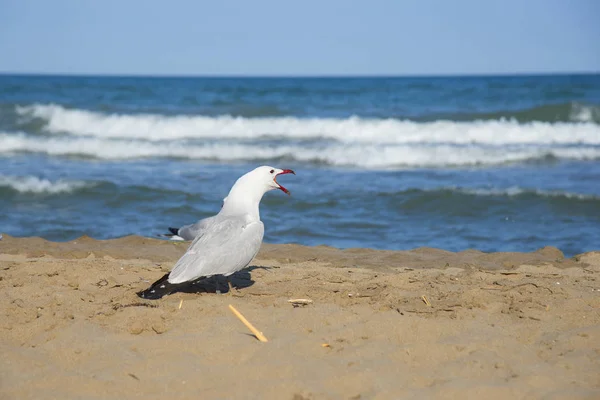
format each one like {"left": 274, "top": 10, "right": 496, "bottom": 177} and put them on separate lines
{"left": 287, "top": 298, "right": 313, "bottom": 306}
{"left": 421, "top": 295, "right": 432, "bottom": 307}
{"left": 228, "top": 304, "right": 268, "bottom": 342}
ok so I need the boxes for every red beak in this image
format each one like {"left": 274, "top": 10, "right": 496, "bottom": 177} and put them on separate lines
{"left": 274, "top": 169, "right": 295, "bottom": 195}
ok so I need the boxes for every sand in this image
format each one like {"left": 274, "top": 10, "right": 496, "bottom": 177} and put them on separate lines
{"left": 1, "top": 234, "right": 599, "bottom": 399}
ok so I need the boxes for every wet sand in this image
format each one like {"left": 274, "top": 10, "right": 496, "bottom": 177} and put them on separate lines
{"left": 1, "top": 235, "right": 599, "bottom": 399}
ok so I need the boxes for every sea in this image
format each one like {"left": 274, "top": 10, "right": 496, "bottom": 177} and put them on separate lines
{"left": 1, "top": 74, "right": 599, "bottom": 257}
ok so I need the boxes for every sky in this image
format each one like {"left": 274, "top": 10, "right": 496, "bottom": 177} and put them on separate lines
{"left": 1, "top": 0, "right": 599, "bottom": 76}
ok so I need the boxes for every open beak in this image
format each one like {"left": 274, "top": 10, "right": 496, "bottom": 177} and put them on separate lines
{"left": 274, "top": 169, "right": 295, "bottom": 195}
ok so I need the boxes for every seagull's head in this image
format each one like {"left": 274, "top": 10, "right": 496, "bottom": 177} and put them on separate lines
{"left": 253, "top": 165, "right": 295, "bottom": 195}
{"left": 222, "top": 166, "right": 296, "bottom": 215}
{"left": 233, "top": 165, "right": 295, "bottom": 196}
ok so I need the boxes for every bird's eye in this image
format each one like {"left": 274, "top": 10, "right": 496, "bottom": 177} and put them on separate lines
{"left": 269, "top": 169, "right": 274, "bottom": 174}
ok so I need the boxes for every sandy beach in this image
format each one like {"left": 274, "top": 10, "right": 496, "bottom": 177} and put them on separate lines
{"left": 1, "top": 234, "right": 599, "bottom": 399}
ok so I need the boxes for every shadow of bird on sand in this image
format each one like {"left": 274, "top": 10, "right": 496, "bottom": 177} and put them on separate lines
{"left": 171, "top": 265, "right": 274, "bottom": 296}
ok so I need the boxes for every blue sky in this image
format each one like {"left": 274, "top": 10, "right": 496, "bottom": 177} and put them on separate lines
{"left": 1, "top": 0, "right": 599, "bottom": 76}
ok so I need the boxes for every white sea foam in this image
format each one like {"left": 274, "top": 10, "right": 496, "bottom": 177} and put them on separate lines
{"left": 569, "top": 103, "right": 600, "bottom": 123}
{"left": 0, "top": 175, "right": 90, "bottom": 194}
{"left": 2, "top": 132, "right": 600, "bottom": 168}
{"left": 16, "top": 103, "right": 600, "bottom": 145}
{"left": 456, "top": 186, "right": 598, "bottom": 200}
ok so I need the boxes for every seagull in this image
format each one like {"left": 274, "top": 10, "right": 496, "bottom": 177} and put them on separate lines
{"left": 138, "top": 166, "right": 295, "bottom": 300}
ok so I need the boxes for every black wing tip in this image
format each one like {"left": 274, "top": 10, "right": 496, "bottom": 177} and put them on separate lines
{"left": 136, "top": 289, "right": 166, "bottom": 300}
{"left": 168, "top": 227, "right": 179, "bottom": 236}
{"left": 137, "top": 273, "right": 176, "bottom": 300}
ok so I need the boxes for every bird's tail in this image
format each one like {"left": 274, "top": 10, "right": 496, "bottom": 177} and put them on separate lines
{"left": 137, "top": 273, "right": 182, "bottom": 300}
{"left": 156, "top": 227, "right": 185, "bottom": 241}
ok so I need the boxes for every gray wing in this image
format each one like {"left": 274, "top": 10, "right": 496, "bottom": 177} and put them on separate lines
{"left": 177, "top": 215, "right": 217, "bottom": 240}
{"left": 168, "top": 216, "right": 264, "bottom": 284}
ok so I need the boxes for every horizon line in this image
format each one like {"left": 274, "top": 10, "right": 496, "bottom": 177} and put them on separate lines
{"left": 1, "top": 70, "right": 599, "bottom": 79}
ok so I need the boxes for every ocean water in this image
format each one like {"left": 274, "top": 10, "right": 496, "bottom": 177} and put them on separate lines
{"left": 1, "top": 74, "right": 599, "bottom": 257}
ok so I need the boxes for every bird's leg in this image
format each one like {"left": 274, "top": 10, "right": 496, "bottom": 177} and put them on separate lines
{"left": 227, "top": 276, "right": 235, "bottom": 296}
{"left": 215, "top": 276, "right": 222, "bottom": 294}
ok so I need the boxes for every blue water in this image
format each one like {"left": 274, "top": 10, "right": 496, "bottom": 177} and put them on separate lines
{"left": 1, "top": 74, "right": 599, "bottom": 257}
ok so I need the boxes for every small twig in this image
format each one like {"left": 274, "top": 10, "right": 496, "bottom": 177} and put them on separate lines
{"left": 288, "top": 298, "right": 313, "bottom": 306}
{"left": 128, "top": 373, "right": 140, "bottom": 381}
{"left": 228, "top": 304, "right": 268, "bottom": 342}
{"left": 421, "top": 295, "right": 431, "bottom": 306}
{"left": 178, "top": 299, "right": 183, "bottom": 310}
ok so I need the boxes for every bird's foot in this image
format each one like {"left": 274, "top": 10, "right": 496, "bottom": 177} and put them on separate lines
{"left": 227, "top": 280, "right": 243, "bottom": 297}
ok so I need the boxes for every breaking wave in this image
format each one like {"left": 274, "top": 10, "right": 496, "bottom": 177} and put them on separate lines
{"left": 14, "top": 103, "right": 600, "bottom": 145}
{"left": 2, "top": 103, "right": 598, "bottom": 169}
{"left": 2, "top": 132, "right": 600, "bottom": 168}
{"left": 0, "top": 175, "right": 92, "bottom": 194}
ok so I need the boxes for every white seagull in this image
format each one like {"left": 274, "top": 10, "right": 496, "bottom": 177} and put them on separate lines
{"left": 138, "top": 166, "right": 295, "bottom": 299}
